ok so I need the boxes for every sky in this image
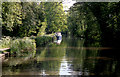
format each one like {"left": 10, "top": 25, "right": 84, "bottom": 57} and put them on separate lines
{"left": 62, "top": 0, "right": 76, "bottom": 11}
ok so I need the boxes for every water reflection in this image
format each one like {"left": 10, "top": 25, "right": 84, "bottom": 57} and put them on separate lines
{"left": 2, "top": 37, "right": 120, "bottom": 77}
{"left": 59, "top": 56, "right": 73, "bottom": 75}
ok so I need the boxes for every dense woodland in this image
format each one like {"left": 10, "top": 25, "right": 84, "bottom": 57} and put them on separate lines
{"left": 68, "top": 2, "right": 120, "bottom": 47}
{"left": 2, "top": 2, "right": 67, "bottom": 37}
{"left": 2, "top": 2, "right": 120, "bottom": 47}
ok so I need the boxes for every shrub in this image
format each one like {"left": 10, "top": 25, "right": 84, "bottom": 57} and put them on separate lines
{"left": 35, "top": 36, "right": 53, "bottom": 47}
{"left": 10, "top": 37, "right": 36, "bottom": 56}
{"left": 0, "top": 36, "right": 12, "bottom": 49}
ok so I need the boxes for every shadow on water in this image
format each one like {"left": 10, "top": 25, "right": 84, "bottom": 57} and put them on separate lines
{"left": 2, "top": 37, "right": 120, "bottom": 77}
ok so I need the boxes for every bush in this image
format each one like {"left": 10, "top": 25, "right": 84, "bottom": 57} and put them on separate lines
{"left": 0, "top": 36, "right": 12, "bottom": 49}
{"left": 35, "top": 36, "right": 53, "bottom": 47}
{"left": 10, "top": 37, "right": 36, "bottom": 56}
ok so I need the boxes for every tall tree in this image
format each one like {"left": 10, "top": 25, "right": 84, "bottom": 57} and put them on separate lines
{"left": 68, "top": 2, "right": 120, "bottom": 47}
{"left": 44, "top": 2, "right": 67, "bottom": 33}
{"left": 2, "top": 2, "right": 22, "bottom": 36}
{"left": 2, "top": 2, "right": 67, "bottom": 37}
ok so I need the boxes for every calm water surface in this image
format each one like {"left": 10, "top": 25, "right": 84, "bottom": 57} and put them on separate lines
{"left": 2, "top": 37, "right": 120, "bottom": 77}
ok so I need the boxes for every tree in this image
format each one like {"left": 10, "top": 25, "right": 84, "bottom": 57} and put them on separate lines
{"left": 67, "top": 2, "right": 120, "bottom": 47}
{"left": 2, "top": 2, "right": 67, "bottom": 37}
{"left": 44, "top": 2, "right": 67, "bottom": 33}
{"left": 2, "top": 2, "right": 22, "bottom": 36}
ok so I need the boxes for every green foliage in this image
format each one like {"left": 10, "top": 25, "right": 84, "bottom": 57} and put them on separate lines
{"left": 68, "top": 2, "right": 120, "bottom": 47}
{"left": 43, "top": 2, "right": 67, "bottom": 33}
{"left": 35, "top": 36, "right": 53, "bottom": 47}
{"left": 10, "top": 37, "right": 36, "bottom": 56}
{"left": 0, "top": 36, "right": 12, "bottom": 49}
{"left": 37, "top": 22, "right": 47, "bottom": 36}
{"left": 2, "top": 2, "right": 67, "bottom": 37}
{"left": 85, "top": 2, "right": 120, "bottom": 46}
{"left": 2, "top": 2, "right": 22, "bottom": 31}
{"left": 67, "top": 3, "right": 87, "bottom": 37}
{"left": 19, "top": 2, "right": 43, "bottom": 37}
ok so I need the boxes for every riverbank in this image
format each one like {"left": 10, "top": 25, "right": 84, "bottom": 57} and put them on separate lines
{"left": 0, "top": 48, "right": 10, "bottom": 61}
{"left": 0, "top": 35, "right": 54, "bottom": 61}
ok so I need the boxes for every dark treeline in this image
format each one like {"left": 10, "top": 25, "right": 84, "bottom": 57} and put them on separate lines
{"left": 2, "top": 2, "right": 67, "bottom": 37}
{"left": 68, "top": 2, "right": 120, "bottom": 47}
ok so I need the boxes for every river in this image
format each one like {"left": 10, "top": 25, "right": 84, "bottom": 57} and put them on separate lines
{"left": 2, "top": 37, "right": 120, "bottom": 77}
